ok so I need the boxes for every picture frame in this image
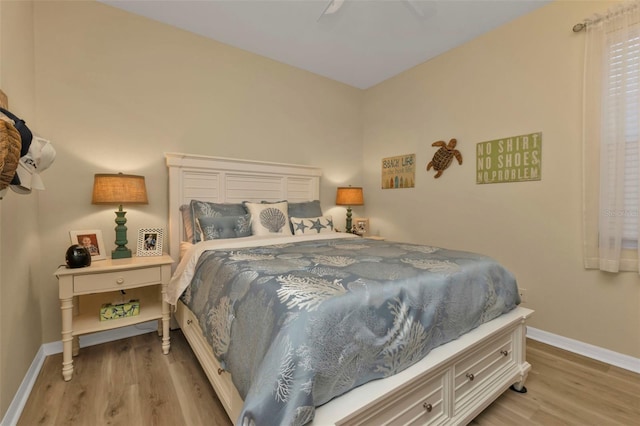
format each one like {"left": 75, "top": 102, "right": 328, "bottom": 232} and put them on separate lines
{"left": 137, "top": 228, "right": 164, "bottom": 256}
{"left": 354, "top": 217, "right": 370, "bottom": 236}
{"left": 69, "top": 229, "right": 107, "bottom": 261}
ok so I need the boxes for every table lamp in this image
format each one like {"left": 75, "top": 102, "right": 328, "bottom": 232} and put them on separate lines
{"left": 336, "top": 186, "right": 364, "bottom": 233}
{"left": 92, "top": 173, "right": 148, "bottom": 259}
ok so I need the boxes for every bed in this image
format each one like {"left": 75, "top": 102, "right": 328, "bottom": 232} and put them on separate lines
{"left": 165, "top": 152, "right": 533, "bottom": 426}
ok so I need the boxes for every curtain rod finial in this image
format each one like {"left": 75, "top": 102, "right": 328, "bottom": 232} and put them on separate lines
{"left": 573, "top": 22, "right": 586, "bottom": 32}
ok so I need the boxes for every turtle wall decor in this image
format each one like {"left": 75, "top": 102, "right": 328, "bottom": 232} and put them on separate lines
{"left": 426, "top": 138, "right": 463, "bottom": 178}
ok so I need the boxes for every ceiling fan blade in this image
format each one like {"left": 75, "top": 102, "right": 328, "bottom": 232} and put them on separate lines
{"left": 318, "top": 0, "right": 345, "bottom": 21}
{"left": 324, "top": 0, "right": 345, "bottom": 15}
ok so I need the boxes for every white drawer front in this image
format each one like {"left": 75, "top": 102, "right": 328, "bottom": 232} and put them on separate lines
{"left": 342, "top": 370, "right": 449, "bottom": 426}
{"left": 74, "top": 267, "right": 161, "bottom": 293}
{"left": 453, "top": 331, "right": 514, "bottom": 409}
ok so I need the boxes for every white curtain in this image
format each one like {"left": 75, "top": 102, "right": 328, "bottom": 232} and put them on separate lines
{"left": 583, "top": 1, "right": 640, "bottom": 273}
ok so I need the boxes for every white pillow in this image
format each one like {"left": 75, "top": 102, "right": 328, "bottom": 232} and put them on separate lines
{"left": 244, "top": 201, "right": 292, "bottom": 236}
{"left": 290, "top": 215, "right": 334, "bottom": 235}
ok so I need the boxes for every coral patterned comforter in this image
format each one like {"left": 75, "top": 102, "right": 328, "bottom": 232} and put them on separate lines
{"left": 166, "top": 233, "right": 520, "bottom": 426}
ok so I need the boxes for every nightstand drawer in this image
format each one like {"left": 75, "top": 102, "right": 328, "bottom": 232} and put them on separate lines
{"left": 74, "top": 267, "right": 161, "bottom": 293}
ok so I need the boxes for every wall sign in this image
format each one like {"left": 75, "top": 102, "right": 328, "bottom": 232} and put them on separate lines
{"left": 382, "top": 154, "right": 415, "bottom": 189}
{"left": 476, "top": 132, "right": 541, "bottom": 184}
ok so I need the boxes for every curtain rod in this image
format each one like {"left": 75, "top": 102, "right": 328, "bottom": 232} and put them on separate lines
{"left": 572, "top": 16, "right": 605, "bottom": 33}
{"left": 573, "top": 22, "right": 588, "bottom": 32}
{"left": 573, "top": 1, "right": 640, "bottom": 32}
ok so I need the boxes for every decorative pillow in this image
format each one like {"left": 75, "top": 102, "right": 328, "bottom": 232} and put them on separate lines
{"left": 243, "top": 201, "right": 292, "bottom": 236}
{"left": 179, "top": 204, "right": 195, "bottom": 243}
{"left": 288, "top": 200, "right": 322, "bottom": 218}
{"left": 290, "top": 215, "right": 334, "bottom": 235}
{"left": 197, "top": 214, "right": 252, "bottom": 240}
{"left": 190, "top": 200, "right": 247, "bottom": 242}
{"left": 288, "top": 200, "right": 323, "bottom": 233}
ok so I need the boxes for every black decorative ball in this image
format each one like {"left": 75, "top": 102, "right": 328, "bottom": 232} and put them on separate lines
{"left": 65, "top": 245, "right": 91, "bottom": 268}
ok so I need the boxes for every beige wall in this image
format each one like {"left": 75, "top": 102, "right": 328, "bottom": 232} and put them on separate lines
{"left": 1, "top": 0, "right": 363, "bottom": 419}
{"left": 31, "top": 0, "right": 363, "bottom": 345}
{"left": 362, "top": 0, "right": 639, "bottom": 358}
{"left": 0, "top": 0, "right": 42, "bottom": 417}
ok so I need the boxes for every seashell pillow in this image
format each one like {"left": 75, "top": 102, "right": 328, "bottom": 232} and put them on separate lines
{"left": 290, "top": 216, "right": 334, "bottom": 235}
{"left": 243, "top": 201, "right": 292, "bottom": 236}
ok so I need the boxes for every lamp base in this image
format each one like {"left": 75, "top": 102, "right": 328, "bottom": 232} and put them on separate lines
{"left": 111, "top": 248, "right": 132, "bottom": 259}
{"left": 112, "top": 206, "right": 132, "bottom": 259}
{"left": 345, "top": 206, "right": 353, "bottom": 233}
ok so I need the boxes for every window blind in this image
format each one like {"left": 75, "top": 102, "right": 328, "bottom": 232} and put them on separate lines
{"left": 604, "top": 32, "right": 640, "bottom": 249}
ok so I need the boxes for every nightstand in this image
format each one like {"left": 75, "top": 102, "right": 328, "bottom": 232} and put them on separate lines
{"left": 54, "top": 254, "right": 174, "bottom": 381}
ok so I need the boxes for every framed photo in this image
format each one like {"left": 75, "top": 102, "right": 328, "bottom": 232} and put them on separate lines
{"left": 69, "top": 229, "right": 107, "bottom": 261}
{"left": 354, "top": 218, "right": 370, "bottom": 236}
{"left": 137, "top": 228, "right": 164, "bottom": 256}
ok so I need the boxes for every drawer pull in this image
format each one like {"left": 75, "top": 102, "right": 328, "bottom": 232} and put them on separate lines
{"left": 186, "top": 319, "right": 192, "bottom": 325}
{"left": 422, "top": 402, "right": 432, "bottom": 412}
{"left": 116, "top": 277, "right": 125, "bottom": 285}
{"left": 217, "top": 368, "right": 225, "bottom": 375}
{"left": 466, "top": 373, "right": 475, "bottom": 381}
{"left": 501, "top": 350, "right": 509, "bottom": 357}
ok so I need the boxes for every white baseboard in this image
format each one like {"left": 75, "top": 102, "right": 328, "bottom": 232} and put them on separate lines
{"left": 41, "top": 320, "right": 159, "bottom": 356}
{"left": 1, "top": 321, "right": 158, "bottom": 426}
{"left": 0, "top": 345, "right": 47, "bottom": 426}
{"left": 527, "top": 326, "right": 640, "bottom": 374}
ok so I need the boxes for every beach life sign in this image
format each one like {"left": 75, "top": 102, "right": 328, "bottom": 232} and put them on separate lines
{"left": 382, "top": 154, "right": 416, "bottom": 189}
{"left": 476, "top": 132, "right": 541, "bottom": 184}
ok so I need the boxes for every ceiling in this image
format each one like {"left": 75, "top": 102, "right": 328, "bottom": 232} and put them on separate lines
{"left": 101, "top": 0, "right": 549, "bottom": 89}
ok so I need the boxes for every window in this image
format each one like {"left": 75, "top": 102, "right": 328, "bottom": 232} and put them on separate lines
{"left": 583, "top": 3, "right": 640, "bottom": 272}
{"left": 604, "top": 32, "right": 639, "bottom": 248}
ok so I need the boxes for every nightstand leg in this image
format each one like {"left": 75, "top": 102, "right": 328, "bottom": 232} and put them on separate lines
{"left": 161, "top": 303, "right": 170, "bottom": 354}
{"left": 161, "top": 290, "right": 170, "bottom": 354}
{"left": 60, "top": 297, "right": 74, "bottom": 381}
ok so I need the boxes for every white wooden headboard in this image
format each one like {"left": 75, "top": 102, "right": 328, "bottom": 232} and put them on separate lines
{"left": 165, "top": 152, "right": 322, "bottom": 260}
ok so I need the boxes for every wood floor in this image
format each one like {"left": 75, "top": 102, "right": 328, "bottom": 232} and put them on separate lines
{"left": 471, "top": 340, "right": 640, "bottom": 426}
{"left": 18, "top": 332, "right": 639, "bottom": 426}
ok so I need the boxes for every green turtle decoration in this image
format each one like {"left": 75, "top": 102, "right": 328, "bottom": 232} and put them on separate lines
{"left": 426, "top": 138, "right": 462, "bottom": 178}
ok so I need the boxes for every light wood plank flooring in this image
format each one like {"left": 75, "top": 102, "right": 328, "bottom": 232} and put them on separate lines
{"left": 18, "top": 333, "right": 639, "bottom": 425}
{"left": 472, "top": 339, "right": 639, "bottom": 425}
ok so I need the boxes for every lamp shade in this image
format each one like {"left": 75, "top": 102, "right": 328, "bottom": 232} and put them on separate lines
{"left": 336, "top": 186, "right": 364, "bottom": 206}
{"left": 92, "top": 173, "right": 148, "bottom": 205}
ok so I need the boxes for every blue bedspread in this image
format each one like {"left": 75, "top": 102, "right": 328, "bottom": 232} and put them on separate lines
{"left": 179, "top": 236, "right": 520, "bottom": 425}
